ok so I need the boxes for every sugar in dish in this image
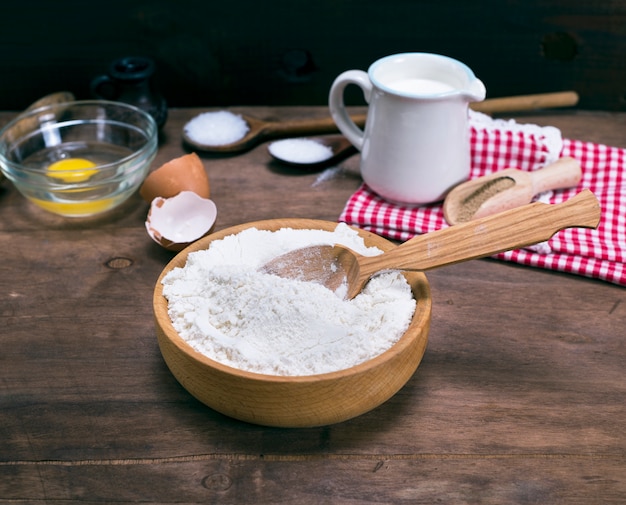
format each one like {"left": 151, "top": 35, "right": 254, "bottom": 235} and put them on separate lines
{"left": 269, "top": 135, "right": 358, "bottom": 169}
{"left": 268, "top": 138, "right": 334, "bottom": 165}
{"left": 183, "top": 111, "right": 249, "bottom": 147}
{"left": 161, "top": 223, "right": 416, "bottom": 376}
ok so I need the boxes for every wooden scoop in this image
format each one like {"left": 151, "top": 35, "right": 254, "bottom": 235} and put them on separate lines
{"left": 261, "top": 189, "right": 600, "bottom": 299}
{"left": 443, "top": 156, "right": 583, "bottom": 225}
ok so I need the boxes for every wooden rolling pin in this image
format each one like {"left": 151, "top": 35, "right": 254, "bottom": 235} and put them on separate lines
{"left": 471, "top": 91, "right": 579, "bottom": 114}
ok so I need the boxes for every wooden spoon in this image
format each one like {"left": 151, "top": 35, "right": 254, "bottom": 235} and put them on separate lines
{"left": 24, "top": 91, "right": 76, "bottom": 112}
{"left": 182, "top": 91, "right": 578, "bottom": 153}
{"left": 0, "top": 91, "right": 77, "bottom": 183}
{"left": 443, "top": 156, "right": 583, "bottom": 225}
{"left": 470, "top": 90, "right": 578, "bottom": 115}
{"left": 183, "top": 113, "right": 367, "bottom": 153}
{"left": 7, "top": 91, "right": 76, "bottom": 142}
{"left": 268, "top": 135, "right": 357, "bottom": 170}
{"left": 261, "top": 189, "right": 600, "bottom": 299}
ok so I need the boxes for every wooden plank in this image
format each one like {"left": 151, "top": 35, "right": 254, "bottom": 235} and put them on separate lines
{"left": 2, "top": 458, "right": 625, "bottom": 503}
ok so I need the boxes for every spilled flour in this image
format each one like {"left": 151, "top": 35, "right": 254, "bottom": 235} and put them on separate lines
{"left": 161, "top": 224, "right": 416, "bottom": 376}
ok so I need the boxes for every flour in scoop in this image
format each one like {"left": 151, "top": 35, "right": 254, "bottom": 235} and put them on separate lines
{"left": 161, "top": 224, "right": 416, "bottom": 376}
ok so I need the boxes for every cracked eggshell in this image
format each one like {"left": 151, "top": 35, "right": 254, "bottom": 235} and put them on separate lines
{"left": 139, "top": 152, "right": 210, "bottom": 202}
{"left": 146, "top": 191, "right": 217, "bottom": 252}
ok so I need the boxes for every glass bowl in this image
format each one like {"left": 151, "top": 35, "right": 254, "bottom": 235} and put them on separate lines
{"left": 0, "top": 100, "right": 158, "bottom": 217}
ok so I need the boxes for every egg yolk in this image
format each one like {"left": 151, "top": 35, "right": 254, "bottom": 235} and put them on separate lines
{"left": 47, "top": 158, "right": 98, "bottom": 183}
{"left": 31, "top": 157, "right": 114, "bottom": 215}
{"left": 28, "top": 196, "right": 117, "bottom": 216}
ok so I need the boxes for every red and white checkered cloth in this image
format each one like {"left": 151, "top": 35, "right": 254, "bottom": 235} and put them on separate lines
{"left": 339, "top": 112, "right": 626, "bottom": 286}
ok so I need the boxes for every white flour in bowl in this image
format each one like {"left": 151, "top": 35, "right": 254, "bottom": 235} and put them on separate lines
{"left": 161, "top": 224, "right": 416, "bottom": 376}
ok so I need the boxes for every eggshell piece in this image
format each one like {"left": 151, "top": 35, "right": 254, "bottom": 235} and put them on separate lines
{"left": 139, "top": 152, "right": 210, "bottom": 203}
{"left": 145, "top": 191, "right": 217, "bottom": 252}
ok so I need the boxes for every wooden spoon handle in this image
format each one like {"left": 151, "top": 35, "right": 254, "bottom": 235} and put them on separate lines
{"left": 471, "top": 91, "right": 579, "bottom": 114}
{"left": 264, "top": 114, "right": 367, "bottom": 137}
{"left": 359, "top": 189, "right": 600, "bottom": 277}
{"left": 529, "top": 156, "right": 582, "bottom": 194}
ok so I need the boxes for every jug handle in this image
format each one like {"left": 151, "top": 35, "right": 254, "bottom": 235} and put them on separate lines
{"left": 328, "top": 70, "right": 371, "bottom": 151}
{"left": 90, "top": 74, "right": 118, "bottom": 100}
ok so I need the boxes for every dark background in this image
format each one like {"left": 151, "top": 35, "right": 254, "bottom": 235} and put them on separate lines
{"left": 1, "top": 0, "right": 624, "bottom": 111}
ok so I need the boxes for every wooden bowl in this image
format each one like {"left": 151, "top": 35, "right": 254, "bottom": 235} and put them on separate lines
{"left": 153, "top": 218, "right": 432, "bottom": 427}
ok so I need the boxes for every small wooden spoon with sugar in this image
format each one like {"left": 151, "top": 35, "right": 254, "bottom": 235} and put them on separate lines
{"left": 183, "top": 113, "right": 367, "bottom": 153}
{"left": 443, "top": 156, "right": 582, "bottom": 225}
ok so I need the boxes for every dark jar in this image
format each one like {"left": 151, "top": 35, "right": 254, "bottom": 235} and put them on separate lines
{"left": 91, "top": 56, "right": 168, "bottom": 129}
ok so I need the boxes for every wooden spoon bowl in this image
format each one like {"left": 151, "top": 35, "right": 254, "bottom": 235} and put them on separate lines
{"left": 268, "top": 135, "right": 358, "bottom": 170}
{"left": 153, "top": 218, "right": 431, "bottom": 428}
{"left": 5, "top": 91, "right": 76, "bottom": 151}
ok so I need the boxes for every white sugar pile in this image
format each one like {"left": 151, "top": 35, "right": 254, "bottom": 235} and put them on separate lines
{"left": 161, "top": 224, "right": 416, "bottom": 376}
{"left": 269, "top": 138, "right": 334, "bottom": 164}
{"left": 184, "top": 111, "right": 249, "bottom": 146}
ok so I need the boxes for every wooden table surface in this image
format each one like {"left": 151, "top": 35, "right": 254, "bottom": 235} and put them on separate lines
{"left": 1, "top": 107, "right": 624, "bottom": 504}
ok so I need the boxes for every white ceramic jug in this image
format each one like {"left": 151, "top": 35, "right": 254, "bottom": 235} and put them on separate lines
{"left": 329, "top": 53, "right": 486, "bottom": 205}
